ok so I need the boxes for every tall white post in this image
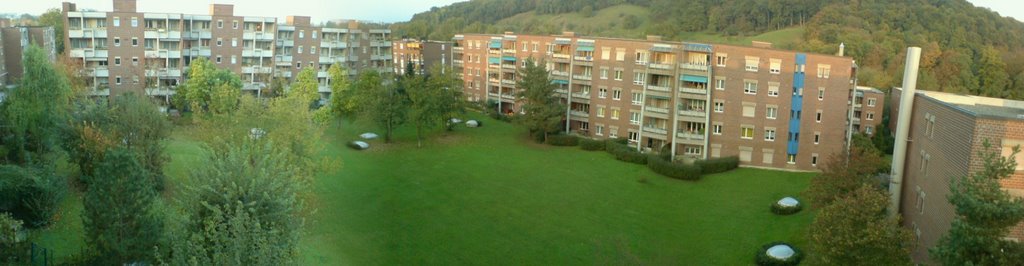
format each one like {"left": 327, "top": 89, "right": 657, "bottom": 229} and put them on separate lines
{"left": 889, "top": 47, "right": 921, "bottom": 215}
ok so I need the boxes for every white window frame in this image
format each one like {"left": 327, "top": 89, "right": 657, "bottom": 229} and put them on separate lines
{"left": 740, "top": 126, "right": 754, "bottom": 139}
{"left": 743, "top": 80, "right": 757, "bottom": 94}
{"left": 766, "top": 106, "right": 778, "bottom": 119}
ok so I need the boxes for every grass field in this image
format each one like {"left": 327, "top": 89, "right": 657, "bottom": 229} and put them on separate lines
{"left": 31, "top": 112, "right": 815, "bottom": 264}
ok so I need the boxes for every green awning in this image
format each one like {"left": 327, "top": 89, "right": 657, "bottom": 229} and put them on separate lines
{"left": 554, "top": 39, "right": 572, "bottom": 45}
{"left": 489, "top": 40, "right": 501, "bottom": 48}
{"left": 576, "top": 46, "right": 594, "bottom": 52}
{"left": 649, "top": 94, "right": 670, "bottom": 100}
{"left": 681, "top": 75, "right": 708, "bottom": 83}
{"left": 488, "top": 57, "right": 500, "bottom": 64}
{"left": 651, "top": 46, "right": 673, "bottom": 53}
{"left": 502, "top": 56, "right": 516, "bottom": 61}
{"left": 552, "top": 79, "right": 569, "bottom": 85}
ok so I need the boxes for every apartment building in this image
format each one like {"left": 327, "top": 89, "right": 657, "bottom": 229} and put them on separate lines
{"left": 392, "top": 39, "right": 451, "bottom": 76}
{"left": 0, "top": 18, "right": 57, "bottom": 87}
{"left": 890, "top": 88, "right": 1024, "bottom": 262}
{"left": 61, "top": 0, "right": 392, "bottom": 103}
{"left": 850, "top": 86, "right": 885, "bottom": 135}
{"left": 453, "top": 32, "right": 858, "bottom": 171}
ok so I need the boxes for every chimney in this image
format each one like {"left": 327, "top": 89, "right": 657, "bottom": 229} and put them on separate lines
{"left": 347, "top": 20, "right": 360, "bottom": 29}
{"left": 646, "top": 35, "right": 663, "bottom": 42}
{"left": 838, "top": 42, "right": 845, "bottom": 57}
{"left": 286, "top": 16, "right": 311, "bottom": 27}
{"left": 208, "top": 4, "right": 234, "bottom": 16}
{"left": 504, "top": 31, "right": 514, "bottom": 35}
{"left": 889, "top": 47, "right": 922, "bottom": 217}
{"left": 62, "top": 2, "right": 77, "bottom": 13}
{"left": 112, "top": 0, "right": 137, "bottom": 13}
{"left": 752, "top": 41, "right": 772, "bottom": 49}
{"left": 0, "top": 18, "right": 9, "bottom": 28}
{"left": 561, "top": 31, "right": 577, "bottom": 37}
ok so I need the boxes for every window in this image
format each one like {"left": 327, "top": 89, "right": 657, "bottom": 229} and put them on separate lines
{"left": 114, "top": 57, "right": 121, "bottom": 66}
{"left": 231, "top": 38, "right": 238, "bottom": 47}
{"left": 744, "top": 80, "right": 757, "bottom": 94}
{"left": 866, "top": 126, "right": 874, "bottom": 135}
{"left": 115, "top": 76, "right": 122, "bottom": 85}
{"left": 311, "top": 47, "right": 316, "bottom": 54}
{"left": 817, "top": 64, "right": 831, "bottom": 78}
{"left": 715, "top": 77, "right": 725, "bottom": 90}
{"left": 769, "top": 59, "right": 781, "bottom": 74}
{"left": 611, "top": 109, "right": 620, "bottom": 120}
{"left": 217, "top": 20, "right": 223, "bottom": 28}
{"left": 113, "top": 17, "right": 120, "bottom": 27}
{"left": 787, "top": 154, "right": 796, "bottom": 164}
{"left": 812, "top": 154, "right": 819, "bottom": 166}
{"left": 630, "top": 112, "right": 640, "bottom": 125}
{"left": 216, "top": 56, "right": 222, "bottom": 63}
{"left": 132, "top": 76, "right": 139, "bottom": 84}
{"left": 131, "top": 17, "right": 138, "bottom": 27}
{"left": 814, "top": 133, "right": 821, "bottom": 144}
{"left": 233, "top": 20, "right": 239, "bottom": 29}
{"left": 217, "top": 38, "right": 223, "bottom": 46}
{"left": 716, "top": 53, "right": 727, "bottom": 66}
{"left": 131, "top": 57, "right": 138, "bottom": 66}
{"left": 867, "top": 112, "right": 875, "bottom": 120}
{"left": 763, "top": 150, "right": 774, "bottom": 164}
{"left": 231, "top": 55, "right": 237, "bottom": 64}
{"left": 818, "top": 87, "right": 825, "bottom": 100}
{"left": 766, "top": 106, "right": 778, "bottom": 119}
{"left": 714, "top": 101, "right": 725, "bottom": 112}
{"left": 580, "top": 122, "right": 589, "bottom": 131}
{"left": 614, "top": 70, "right": 623, "bottom": 80}
{"left": 299, "top": 30, "right": 304, "bottom": 39}
{"left": 615, "top": 48, "right": 626, "bottom": 61}
{"left": 712, "top": 124, "right": 722, "bottom": 135}
{"left": 867, "top": 98, "right": 877, "bottom": 107}
{"left": 609, "top": 127, "right": 618, "bottom": 138}
{"left": 633, "top": 72, "right": 646, "bottom": 85}
{"left": 685, "top": 146, "right": 702, "bottom": 155}
{"left": 114, "top": 37, "right": 121, "bottom": 46}
{"left": 596, "top": 125, "right": 604, "bottom": 136}
{"left": 296, "top": 62, "right": 301, "bottom": 69}
{"left": 298, "top": 46, "right": 303, "bottom": 54}
{"left": 765, "top": 129, "right": 776, "bottom": 141}
{"left": 533, "top": 43, "right": 538, "bottom": 52}
{"left": 596, "top": 107, "right": 605, "bottom": 117}
{"left": 600, "top": 69, "right": 608, "bottom": 79}
{"left": 601, "top": 48, "right": 610, "bottom": 60}
{"left": 131, "top": 37, "right": 138, "bottom": 46}
{"left": 742, "top": 104, "right": 755, "bottom": 117}
{"left": 744, "top": 56, "right": 759, "bottom": 72}
{"left": 628, "top": 131, "right": 640, "bottom": 142}
{"left": 741, "top": 126, "right": 754, "bottom": 139}
{"left": 635, "top": 51, "right": 648, "bottom": 64}
{"left": 521, "top": 42, "right": 527, "bottom": 51}
{"left": 924, "top": 114, "right": 936, "bottom": 139}
{"left": 915, "top": 189, "right": 926, "bottom": 214}
{"left": 631, "top": 93, "right": 642, "bottom": 105}
{"left": 768, "top": 83, "right": 779, "bottom": 96}
{"left": 599, "top": 87, "right": 607, "bottom": 98}
{"left": 312, "top": 31, "right": 317, "bottom": 39}
{"left": 816, "top": 110, "right": 822, "bottom": 122}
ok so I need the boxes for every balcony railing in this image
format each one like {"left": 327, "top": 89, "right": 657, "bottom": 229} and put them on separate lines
{"left": 680, "top": 87, "right": 707, "bottom": 95}
{"left": 643, "top": 127, "right": 668, "bottom": 135}
{"left": 645, "top": 106, "right": 669, "bottom": 114}
{"left": 572, "top": 74, "right": 592, "bottom": 81}
{"left": 677, "top": 110, "right": 706, "bottom": 117}
{"left": 552, "top": 53, "right": 571, "bottom": 59}
{"left": 551, "top": 70, "right": 569, "bottom": 77}
{"left": 570, "top": 110, "right": 589, "bottom": 118}
{"left": 648, "top": 85, "right": 671, "bottom": 92}
{"left": 676, "top": 132, "right": 705, "bottom": 140}
{"left": 680, "top": 63, "right": 709, "bottom": 71}
{"left": 571, "top": 92, "right": 589, "bottom": 99}
{"left": 649, "top": 63, "right": 674, "bottom": 70}
{"left": 501, "top": 79, "right": 516, "bottom": 85}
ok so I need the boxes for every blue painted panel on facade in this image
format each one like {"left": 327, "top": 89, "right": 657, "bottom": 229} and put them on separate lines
{"left": 796, "top": 53, "right": 807, "bottom": 65}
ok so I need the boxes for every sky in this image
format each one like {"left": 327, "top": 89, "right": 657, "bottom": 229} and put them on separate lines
{"left": 1, "top": 0, "right": 468, "bottom": 23}
{"left": 0, "top": 0, "right": 1021, "bottom": 24}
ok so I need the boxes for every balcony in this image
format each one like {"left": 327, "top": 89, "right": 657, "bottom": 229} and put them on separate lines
{"left": 321, "top": 41, "right": 348, "bottom": 49}
{"left": 317, "top": 71, "right": 328, "bottom": 78}
{"left": 276, "top": 39, "right": 295, "bottom": 47}
{"left": 349, "top": 55, "right": 360, "bottom": 62}
{"left": 645, "top": 106, "right": 669, "bottom": 114}
{"left": 242, "top": 66, "right": 273, "bottom": 74}
{"left": 572, "top": 74, "right": 591, "bottom": 81}
{"left": 501, "top": 79, "right": 516, "bottom": 85}
{"left": 89, "top": 88, "right": 111, "bottom": 97}
{"left": 145, "top": 68, "right": 182, "bottom": 78}
{"left": 571, "top": 92, "right": 589, "bottom": 99}
{"left": 488, "top": 78, "right": 501, "bottom": 85}
{"left": 453, "top": 60, "right": 464, "bottom": 66}
{"left": 70, "top": 48, "right": 108, "bottom": 58}
{"left": 275, "top": 55, "right": 293, "bottom": 65}
{"left": 676, "top": 132, "right": 705, "bottom": 141}
{"left": 647, "top": 84, "right": 671, "bottom": 93}
{"left": 649, "top": 62, "right": 674, "bottom": 70}
{"left": 242, "top": 49, "right": 273, "bottom": 58}
{"left": 677, "top": 109, "right": 706, "bottom": 118}
{"left": 570, "top": 110, "right": 589, "bottom": 119}
{"left": 488, "top": 49, "right": 501, "bottom": 55}
{"left": 680, "top": 87, "right": 707, "bottom": 95}
{"left": 680, "top": 63, "right": 709, "bottom": 72}
{"left": 643, "top": 126, "right": 668, "bottom": 135}
{"left": 501, "top": 64, "right": 516, "bottom": 70}
{"left": 371, "top": 40, "right": 392, "bottom": 47}
{"left": 502, "top": 49, "right": 516, "bottom": 54}
{"left": 143, "top": 30, "right": 182, "bottom": 40}
{"left": 277, "top": 71, "right": 293, "bottom": 78}
{"left": 144, "top": 88, "right": 176, "bottom": 97}
{"left": 242, "top": 82, "right": 267, "bottom": 91}
{"left": 573, "top": 55, "right": 593, "bottom": 62}
{"left": 243, "top": 31, "right": 275, "bottom": 41}
{"left": 184, "top": 30, "right": 212, "bottom": 39}
{"left": 371, "top": 54, "right": 392, "bottom": 61}
{"left": 453, "top": 46, "right": 464, "bottom": 52}
{"left": 93, "top": 68, "right": 109, "bottom": 77}
{"left": 143, "top": 50, "right": 182, "bottom": 59}
{"left": 68, "top": 28, "right": 108, "bottom": 38}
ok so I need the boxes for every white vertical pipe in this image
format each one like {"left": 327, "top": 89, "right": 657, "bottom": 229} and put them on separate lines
{"left": 889, "top": 47, "right": 921, "bottom": 215}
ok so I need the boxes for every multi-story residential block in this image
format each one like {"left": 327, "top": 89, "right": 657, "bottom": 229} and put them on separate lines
{"left": 891, "top": 88, "right": 1024, "bottom": 262}
{"left": 849, "top": 86, "right": 885, "bottom": 136}
{"left": 61, "top": 0, "right": 391, "bottom": 103}
{"left": 453, "top": 32, "right": 857, "bottom": 171}
{"left": 392, "top": 39, "right": 450, "bottom": 75}
{"left": 0, "top": 18, "right": 57, "bottom": 87}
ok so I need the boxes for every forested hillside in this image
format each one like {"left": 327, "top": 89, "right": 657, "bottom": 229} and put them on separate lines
{"left": 395, "top": 0, "right": 1024, "bottom": 99}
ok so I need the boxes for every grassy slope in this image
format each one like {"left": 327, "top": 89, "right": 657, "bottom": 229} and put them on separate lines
{"left": 301, "top": 113, "right": 814, "bottom": 265}
{"left": 491, "top": 4, "right": 804, "bottom": 48}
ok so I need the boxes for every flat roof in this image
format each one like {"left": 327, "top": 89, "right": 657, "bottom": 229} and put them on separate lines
{"left": 899, "top": 88, "right": 1024, "bottom": 121}
{"left": 856, "top": 86, "right": 884, "bottom": 94}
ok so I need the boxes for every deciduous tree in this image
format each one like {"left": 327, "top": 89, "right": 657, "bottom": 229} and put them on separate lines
{"left": 353, "top": 70, "right": 407, "bottom": 143}
{"left": 290, "top": 67, "right": 321, "bottom": 107}
{"left": 808, "top": 184, "right": 915, "bottom": 265}
{"left": 1, "top": 45, "right": 73, "bottom": 165}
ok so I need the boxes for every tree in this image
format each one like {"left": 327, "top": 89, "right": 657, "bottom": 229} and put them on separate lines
{"left": 352, "top": 70, "right": 407, "bottom": 143}
{"left": 406, "top": 75, "right": 437, "bottom": 147}
{"left": 37, "top": 8, "right": 64, "bottom": 54}
{"left": 175, "top": 57, "right": 242, "bottom": 113}
{"left": 515, "top": 57, "right": 563, "bottom": 142}
{"left": 976, "top": 46, "right": 1011, "bottom": 98}
{"left": 326, "top": 64, "right": 352, "bottom": 118}
{"left": 290, "top": 67, "right": 321, "bottom": 107}
{"left": 932, "top": 141, "right": 1024, "bottom": 265}
{"left": 83, "top": 149, "right": 163, "bottom": 264}
{"left": 808, "top": 184, "right": 915, "bottom": 265}
{"left": 427, "top": 64, "right": 467, "bottom": 131}
{"left": 0, "top": 164, "right": 65, "bottom": 228}
{"left": 1, "top": 45, "right": 73, "bottom": 165}
{"left": 806, "top": 146, "right": 886, "bottom": 207}
{"left": 164, "top": 141, "right": 306, "bottom": 265}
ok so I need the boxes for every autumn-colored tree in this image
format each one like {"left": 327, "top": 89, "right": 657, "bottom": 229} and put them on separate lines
{"left": 806, "top": 145, "right": 886, "bottom": 207}
{"left": 808, "top": 184, "right": 915, "bottom": 265}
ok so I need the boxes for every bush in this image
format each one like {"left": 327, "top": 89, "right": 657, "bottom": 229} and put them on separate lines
{"left": 546, "top": 134, "right": 579, "bottom": 146}
{"left": 606, "top": 142, "right": 647, "bottom": 164}
{"left": 579, "top": 138, "right": 606, "bottom": 151}
{"left": 770, "top": 198, "right": 803, "bottom": 215}
{"left": 696, "top": 156, "right": 740, "bottom": 174}
{"left": 755, "top": 242, "right": 803, "bottom": 266}
{"left": 0, "top": 212, "right": 27, "bottom": 263}
{"left": 0, "top": 165, "right": 66, "bottom": 228}
{"left": 647, "top": 156, "right": 702, "bottom": 181}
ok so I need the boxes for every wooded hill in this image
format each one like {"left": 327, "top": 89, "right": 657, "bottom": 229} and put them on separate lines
{"left": 394, "top": 0, "right": 1024, "bottom": 99}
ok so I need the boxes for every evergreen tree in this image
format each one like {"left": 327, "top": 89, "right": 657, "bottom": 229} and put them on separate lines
{"left": 932, "top": 141, "right": 1024, "bottom": 265}
{"left": 808, "top": 184, "right": 915, "bottom": 265}
{"left": 83, "top": 149, "right": 163, "bottom": 264}
{"left": 515, "top": 57, "right": 564, "bottom": 142}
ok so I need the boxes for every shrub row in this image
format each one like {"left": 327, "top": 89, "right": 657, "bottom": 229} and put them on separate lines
{"left": 696, "top": 156, "right": 740, "bottom": 175}
{"left": 647, "top": 155, "right": 702, "bottom": 181}
{"left": 579, "top": 138, "right": 606, "bottom": 151}
{"left": 605, "top": 141, "right": 647, "bottom": 164}
{"left": 546, "top": 134, "right": 579, "bottom": 146}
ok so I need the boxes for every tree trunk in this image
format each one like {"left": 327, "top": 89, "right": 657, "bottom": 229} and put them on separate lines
{"left": 416, "top": 124, "right": 423, "bottom": 148}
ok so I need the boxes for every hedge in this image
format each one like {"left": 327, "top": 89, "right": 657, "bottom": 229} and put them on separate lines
{"left": 546, "top": 134, "right": 579, "bottom": 146}
{"left": 696, "top": 156, "right": 740, "bottom": 174}
{"left": 647, "top": 155, "right": 702, "bottom": 181}
{"left": 579, "top": 138, "right": 606, "bottom": 151}
{"left": 755, "top": 242, "right": 803, "bottom": 266}
{"left": 605, "top": 142, "right": 647, "bottom": 164}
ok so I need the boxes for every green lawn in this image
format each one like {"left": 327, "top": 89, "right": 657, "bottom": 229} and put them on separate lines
{"left": 31, "top": 112, "right": 815, "bottom": 264}
{"left": 300, "top": 113, "right": 815, "bottom": 265}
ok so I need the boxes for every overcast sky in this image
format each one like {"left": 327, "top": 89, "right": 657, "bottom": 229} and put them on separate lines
{"left": 1, "top": 0, "right": 1021, "bottom": 24}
